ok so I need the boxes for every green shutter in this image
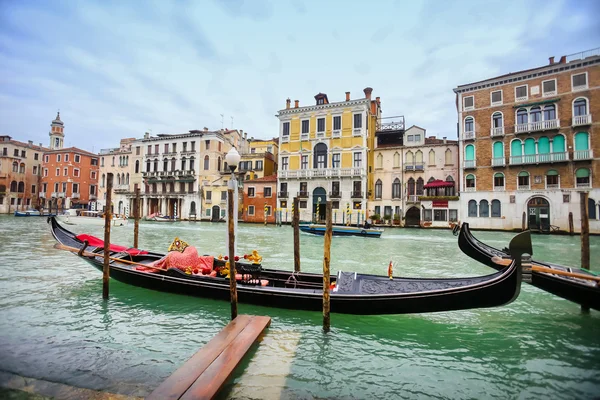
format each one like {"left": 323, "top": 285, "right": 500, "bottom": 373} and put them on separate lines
{"left": 576, "top": 168, "right": 590, "bottom": 178}
{"left": 494, "top": 172, "right": 504, "bottom": 178}
{"left": 553, "top": 135, "right": 565, "bottom": 153}
{"left": 511, "top": 140, "right": 522, "bottom": 156}
{"left": 546, "top": 169, "right": 558, "bottom": 176}
{"left": 518, "top": 171, "right": 529, "bottom": 177}
{"left": 574, "top": 132, "right": 589, "bottom": 151}
{"left": 465, "top": 145, "right": 474, "bottom": 161}
{"left": 524, "top": 138, "right": 536, "bottom": 155}
{"left": 538, "top": 136, "right": 550, "bottom": 154}
{"left": 493, "top": 142, "right": 504, "bottom": 158}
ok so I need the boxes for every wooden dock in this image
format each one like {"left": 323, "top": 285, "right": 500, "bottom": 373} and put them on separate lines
{"left": 147, "top": 314, "right": 271, "bottom": 400}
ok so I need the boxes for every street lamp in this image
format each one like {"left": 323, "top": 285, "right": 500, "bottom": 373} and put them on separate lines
{"left": 225, "top": 147, "right": 241, "bottom": 176}
{"left": 225, "top": 147, "right": 241, "bottom": 320}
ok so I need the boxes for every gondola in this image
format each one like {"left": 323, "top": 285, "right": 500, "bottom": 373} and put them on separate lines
{"left": 49, "top": 217, "right": 529, "bottom": 315}
{"left": 456, "top": 222, "right": 600, "bottom": 311}
{"left": 299, "top": 224, "right": 383, "bottom": 238}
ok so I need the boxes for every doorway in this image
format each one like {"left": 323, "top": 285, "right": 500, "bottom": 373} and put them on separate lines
{"left": 312, "top": 187, "right": 327, "bottom": 223}
{"left": 211, "top": 205, "right": 220, "bottom": 222}
{"left": 527, "top": 197, "right": 550, "bottom": 231}
{"left": 405, "top": 206, "right": 421, "bottom": 227}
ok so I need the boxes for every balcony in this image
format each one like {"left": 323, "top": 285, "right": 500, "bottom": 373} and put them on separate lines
{"left": 72, "top": 193, "right": 80, "bottom": 199}
{"left": 517, "top": 184, "right": 530, "bottom": 191}
{"left": 278, "top": 191, "right": 288, "bottom": 198}
{"left": 39, "top": 191, "right": 45, "bottom": 198}
{"left": 406, "top": 195, "right": 420, "bottom": 203}
{"left": 464, "top": 130, "right": 475, "bottom": 140}
{"left": 281, "top": 136, "right": 289, "bottom": 143}
{"left": 55, "top": 192, "right": 65, "bottom": 198}
{"left": 493, "top": 186, "right": 505, "bottom": 191}
{"left": 404, "top": 162, "right": 425, "bottom": 171}
{"left": 90, "top": 194, "right": 97, "bottom": 200}
{"left": 297, "top": 191, "right": 309, "bottom": 198}
{"left": 491, "top": 127, "right": 504, "bottom": 137}
{"left": 573, "top": 114, "right": 592, "bottom": 127}
{"left": 509, "top": 152, "right": 569, "bottom": 165}
{"left": 574, "top": 149, "right": 593, "bottom": 160}
{"left": 329, "top": 191, "right": 341, "bottom": 198}
{"left": 546, "top": 183, "right": 560, "bottom": 189}
{"left": 515, "top": 119, "right": 560, "bottom": 134}
{"left": 463, "top": 187, "right": 476, "bottom": 192}
{"left": 464, "top": 160, "right": 476, "bottom": 169}
{"left": 351, "top": 191, "right": 363, "bottom": 199}
{"left": 332, "top": 130, "right": 341, "bottom": 138}
{"left": 301, "top": 133, "right": 309, "bottom": 141}
{"left": 115, "top": 184, "right": 129, "bottom": 192}
{"left": 279, "top": 168, "right": 365, "bottom": 179}
{"left": 576, "top": 181, "right": 591, "bottom": 188}
{"left": 492, "top": 157, "right": 505, "bottom": 167}
{"left": 352, "top": 128, "right": 362, "bottom": 136}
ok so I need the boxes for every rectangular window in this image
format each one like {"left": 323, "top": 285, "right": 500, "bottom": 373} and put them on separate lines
{"left": 515, "top": 85, "right": 528, "bottom": 101}
{"left": 353, "top": 152, "right": 362, "bottom": 167}
{"left": 282, "top": 122, "right": 290, "bottom": 136}
{"left": 299, "top": 201, "right": 307, "bottom": 209}
{"left": 44, "top": 155, "right": 49, "bottom": 162}
{"left": 206, "top": 208, "right": 211, "bottom": 217}
{"left": 44, "top": 168, "right": 48, "bottom": 177}
{"left": 147, "top": 145, "right": 152, "bottom": 155}
{"left": 255, "top": 160, "right": 263, "bottom": 170}
{"left": 434, "top": 210, "right": 447, "bottom": 221}
{"left": 317, "top": 153, "right": 326, "bottom": 169}
{"left": 172, "top": 143, "right": 176, "bottom": 153}
{"left": 55, "top": 168, "right": 60, "bottom": 176}
{"left": 164, "top": 143, "right": 169, "bottom": 153}
{"left": 75, "top": 155, "right": 80, "bottom": 163}
{"left": 74, "top": 168, "right": 80, "bottom": 177}
{"left": 57, "top": 154, "right": 61, "bottom": 162}
{"left": 463, "top": 96, "right": 474, "bottom": 110}
{"left": 72, "top": 183, "right": 79, "bottom": 193}
{"left": 542, "top": 79, "right": 556, "bottom": 97}
{"left": 317, "top": 118, "right": 325, "bottom": 132}
{"left": 282, "top": 157, "right": 288, "bottom": 170}
{"left": 206, "top": 190, "right": 212, "bottom": 200}
{"left": 33, "top": 166, "right": 38, "bottom": 175}
{"left": 64, "top": 154, "right": 69, "bottom": 162}
{"left": 449, "top": 209, "right": 458, "bottom": 222}
{"left": 63, "top": 167, "right": 68, "bottom": 176}
{"left": 332, "top": 153, "right": 340, "bottom": 168}
{"left": 14, "top": 149, "right": 19, "bottom": 156}
{"left": 264, "top": 187, "right": 272, "bottom": 197}
{"left": 333, "top": 116, "right": 341, "bottom": 130}
{"left": 191, "top": 141, "right": 196, "bottom": 151}
{"left": 91, "top": 171, "right": 96, "bottom": 179}
{"left": 3, "top": 147, "right": 7, "bottom": 156}
{"left": 248, "top": 205, "right": 255, "bottom": 216}
{"left": 31, "top": 184, "right": 36, "bottom": 194}
{"left": 221, "top": 191, "right": 227, "bottom": 201}
{"left": 301, "top": 155, "right": 308, "bottom": 170}
{"left": 154, "top": 144, "right": 159, "bottom": 154}
{"left": 248, "top": 187, "right": 255, "bottom": 197}
{"left": 332, "top": 201, "right": 339, "bottom": 209}
{"left": 572, "top": 73, "right": 587, "bottom": 90}
{"left": 21, "top": 150, "right": 26, "bottom": 158}
{"left": 353, "top": 113, "right": 362, "bottom": 129}
{"left": 423, "top": 209, "right": 432, "bottom": 221}
{"left": 491, "top": 90, "right": 502, "bottom": 105}
{"left": 301, "top": 120, "right": 309, "bottom": 134}
{"left": 136, "top": 146, "right": 141, "bottom": 155}
{"left": 300, "top": 182, "right": 307, "bottom": 193}
{"left": 407, "top": 135, "right": 414, "bottom": 142}
{"left": 205, "top": 140, "right": 210, "bottom": 150}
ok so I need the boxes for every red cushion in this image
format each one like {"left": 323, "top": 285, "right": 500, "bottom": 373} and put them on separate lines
{"left": 76, "top": 234, "right": 148, "bottom": 255}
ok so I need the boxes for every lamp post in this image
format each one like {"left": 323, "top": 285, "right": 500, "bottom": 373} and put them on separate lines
{"left": 225, "top": 147, "right": 241, "bottom": 320}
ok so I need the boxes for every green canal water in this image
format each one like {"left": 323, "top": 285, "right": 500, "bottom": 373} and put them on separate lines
{"left": 0, "top": 216, "right": 599, "bottom": 399}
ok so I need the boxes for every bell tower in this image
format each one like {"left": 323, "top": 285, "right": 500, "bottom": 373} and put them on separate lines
{"left": 49, "top": 111, "right": 64, "bottom": 150}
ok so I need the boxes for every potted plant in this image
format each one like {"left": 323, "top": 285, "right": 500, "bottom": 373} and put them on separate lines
{"left": 383, "top": 214, "right": 392, "bottom": 225}
{"left": 393, "top": 213, "right": 400, "bottom": 225}
{"left": 371, "top": 213, "right": 381, "bottom": 224}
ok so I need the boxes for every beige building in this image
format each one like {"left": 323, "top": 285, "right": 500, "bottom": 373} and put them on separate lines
{"left": 98, "top": 138, "right": 135, "bottom": 214}
{"left": 239, "top": 138, "right": 279, "bottom": 181}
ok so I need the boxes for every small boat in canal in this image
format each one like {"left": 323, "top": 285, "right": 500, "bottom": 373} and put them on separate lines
{"left": 49, "top": 217, "right": 530, "bottom": 315}
{"left": 57, "top": 209, "right": 128, "bottom": 227}
{"left": 14, "top": 209, "right": 55, "bottom": 217}
{"left": 456, "top": 222, "right": 600, "bottom": 311}
{"left": 299, "top": 223, "right": 383, "bottom": 238}
{"left": 145, "top": 213, "right": 175, "bottom": 222}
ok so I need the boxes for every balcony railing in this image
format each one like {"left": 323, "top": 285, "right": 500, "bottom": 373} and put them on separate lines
{"left": 316, "top": 131, "right": 325, "bottom": 137}
{"left": 115, "top": 184, "right": 129, "bottom": 191}
{"left": 515, "top": 119, "right": 560, "bottom": 134}
{"left": 463, "top": 187, "right": 476, "bottom": 192}
{"left": 464, "top": 131, "right": 475, "bottom": 140}
{"left": 573, "top": 114, "right": 592, "bottom": 126}
{"left": 492, "top": 157, "right": 505, "bottom": 167}
{"left": 574, "top": 149, "right": 593, "bottom": 160}
{"left": 517, "top": 184, "right": 530, "bottom": 191}
{"left": 279, "top": 168, "right": 365, "bottom": 179}
{"left": 352, "top": 128, "right": 362, "bottom": 136}
{"left": 329, "top": 191, "right": 341, "bottom": 198}
{"left": 332, "top": 130, "right": 341, "bottom": 138}
{"left": 464, "top": 160, "right": 476, "bottom": 169}
{"left": 546, "top": 183, "right": 560, "bottom": 189}
{"left": 297, "top": 191, "right": 309, "bottom": 198}
{"left": 39, "top": 191, "right": 45, "bottom": 198}
{"left": 300, "top": 133, "right": 309, "bottom": 141}
{"left": 576, "top": 181, "right": 591, "bottom": 188}
{"left": 406, "top": 195, "right": 420, "bottom": 203}
{"left": 493, "top": 186, "right": 505, "bottom": 191}
{"left": 404, "top": 162, "right": 425, "bottom": 171}
{"left": 72, "top": 193, "right": 80, "bottom": 199}
{"left": 278, "top": 191, "right": 288, "bottom": 198}
{"left": 90, "top": 194, "right": 97, "bottom": 200}
{"left": 281, "top": 136, "right": 289, "bottom": 143}
{"left": 509, "top": 152, "right": 569, "bottom": 165}
{"left": 350, "top": 191, "right": 363, "bottom": 199}
{"left": 491, "top": 127, "right": 504, "bottom": 137}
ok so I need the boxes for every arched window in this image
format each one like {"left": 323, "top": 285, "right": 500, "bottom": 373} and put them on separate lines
{"left": 314, "top": 143, "right": 328, "bottom": 168}
{"left": 517, "top": 108, "right": 528, "bottom": 124}
{"left": 392, "top": 178, "right": 401, "bottom": 199}
{"left": 445, "top": 149, "right": 453, "bottom": 165}
{"left": 12, "top": 161, "right": 18, "bottom": 172}
{"left": 189, "top": 157, "right": 195, "bottom": 171}
{"left": 407, "top": 178, "right": 415, "bottom": 195}
{"left": 574, "top": 98, "right": 588, "bottom": 116}
{"left": 553, "top": 135, "right": 565, "bottom": 154}
{"left": 465, "top": 145, "right": 475, "bottom": 166}
{"left": 466, "top": 174, "right": 475, "bottom": 189}
{"left": 446, "top": 175, "right": 454, "bottom": 182}
{"left": 204, "top": 155, "right": 210, "bottom": 170}
{"left": 464, "top": 117, "right": 474, "bottom": 133}
{"left": 146, "top": 161, "right": 151, "bottom": 172}
{"left": 10, "top": 181, "right": 17, "bottom": 192}
{"left": 510, "top": 140, "right": 522, "bottom": 163}
{"left": 492, "top": 112, "right": 503, "bottom": 128}
{"left": 376, "top": 153, "right": 383, "bottom": 168}
{"left": 171, "top": 157, "right": 176, "bottom": 171}
{"left": 416, "top": 177, "right": 424, "bottom": 195}
{"left": 588, "top": 198, "right": 597, "bottom": 220}
{"left": 468, "top": 200, "right": 478, "bottom": 217}
{"left": 181, "top": 157, "right": 187, "bottom": 171}
{"left": 19, "top": 163, "right": 25, "bottom": 173}
{"left": 493, "top": 141, "right": 504, "bottom": 158}
{"left": 135, "top": 160, "right": 139, "bottom": 174}
{"left": 117, "top": 174, "right": 121, "bottom": 185}
{"left": 479, "top": 200, "right": 489, "bottom": 217}
{"left": 575, "top": 168, "right": 590, "bottom": 188}
{"left": 112, "top": 156, "right": 115, "bottom": 166}
{"left": 393, "top": 152, "right": 400, "bottom": 168}
{"left": 415, "top": 150, "right": 423, "bottom": 164}
{"left": 101, "top": 174, "right": 106, "bottom": 188}
{"left": 574, "top": 132, "right": 589, "bottom": 151}
{"left": 494, "top": 172, "right": 504, "bottom": 189}
{"left": 406, "top": 151, "right": 414, "bottom": 164}
{"left": 17, "top": 181, "right": 24, "bottom": 193}
{"left": 518, "top": 171, "right": 530, "bottom": 189}
{"left": 546, "top": 169, "right": 559, "bottom": 188}
{"left": 375, "top": 179, "right": 382, "bottom": 199}
{"left": 428, "top": 150, "right": 435, "bottom": 165}
{"left": 163, "top": 158, "right": 168, "bottom": 171}
{"left": 524, "top": 138, "right": 535, "bottom": 163}
{"left": 126, "top": 173, "right": 129, "bottom": 184}
{"left": 543, "top": 104, "right": 556, "bottom": 121}
{"left": 190, "top": 201, "right": 197, "bottom": 214}
{"left": 491, "top": 200, "right": 501, "bottom": 217}
{"left": 428, "top": 177, "right": 435, "bottom": 183}
{"left": 530, "top": 106, "right": 541, "bottom": 122}
{"left": 153, "top": 160, "right": 158, "bottom": 172}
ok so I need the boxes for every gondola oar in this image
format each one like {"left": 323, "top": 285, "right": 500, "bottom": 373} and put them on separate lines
{"left": 491, "top": 256, "right": 600, "bottom": 282}
{"left": 53, "top": 243, "right": 166, "bottom": 271}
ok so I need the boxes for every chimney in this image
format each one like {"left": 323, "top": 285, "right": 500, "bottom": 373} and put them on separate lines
{"left": 443, "top": 137, "right": 447, "bottom": 144}
{"left": 294, "top": 100, "right": 299, "bottom": 108}
{"left": 363, "top": 87, "right": 373, "bottom": 100}
{"left": 375, "top": 96, "right": 380, "bottom": 104}
{"left": 144, "top": 132, "right": 150, "bottom": 139}
{"left": 345, "top": 91, "right": 350, "bottom": 101}
{"left": 548, "top": 56, "right": 555, "bottom": 65}
{"left": 559, "top": 55, "right": 566, "bottom": 64}
{"left": 39, "top": 143, "right": 42, "bottom": 147}
{"left": 203, "top": 127, "right": 209, "bottom": 131}
{"left": 28, "top": 140, "right": 33, "bottom": 146}
{"left": 286, "top": 98, "right": 291, "bottom": 109}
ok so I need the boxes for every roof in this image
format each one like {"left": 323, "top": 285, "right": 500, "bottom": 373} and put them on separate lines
{"left": 424, "top": 180, "right": 455, "bottom": 189}
{"left": 44, "top": 146, "right": 98, "bottom": 157}
{"left": 246, "top": 175, "right": 277, "bottom": 183}
{"left": 5, "top": 139, "right": 49, "bottom": 152}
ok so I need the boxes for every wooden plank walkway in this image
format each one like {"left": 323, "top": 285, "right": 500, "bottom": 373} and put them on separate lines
{"left": 147, "top": 315, "right": 271, "bottom": 400}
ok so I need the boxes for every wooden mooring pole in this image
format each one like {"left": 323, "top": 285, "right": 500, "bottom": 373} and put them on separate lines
{"left": 323, "top": 201, "right": 332, "bottom": 333}
{"left": 293, "top": 196, "right": 300, "bottom": 272}
{"left": 522, "top": 211, "right": 526, "bottom": 231}
{"left": 569, "top": 212, "right": 574, "bottom": 236}
{"left": 228, "top": 186, "right": 238, "bottom": 320}
{"left": 103, "top": 173, "right": 113, "bottom": 300}
{"left": 580, "top": 192, "right": 590, "bottom": 270}
{"left": 134, "top": 187, "right": 140, "bottom": 249}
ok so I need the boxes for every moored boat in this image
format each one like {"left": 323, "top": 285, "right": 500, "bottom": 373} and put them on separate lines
{"left": 145, "top": 213, "right": 175, "bottom": 222}
{"left": 457, "top": 222, "right": 600, "bottom": 311}
{"left": 49, "top": 217, "right": 530, "bottom": 315}
{"left": 14, "top": 209, "right": 55, "bottom": 217}
{"left": 300, "top": 223, "right": 383, "bottom": 238}
{"left": 56, "top": 209, "right": 128, "bottom": 226}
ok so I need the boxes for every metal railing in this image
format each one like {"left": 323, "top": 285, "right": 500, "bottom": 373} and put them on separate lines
{"left": 517, "top": 184, "right": 530, "bottom": 191}
{"left": 515, "top": 119, "right": 560, "bottom": 133}
{"left": 279, "top": 168, "right": 365, "bottom": 179}
{"left": 329, "top": 191, "right": 341, "bottom": 198}
{"left": 278, "top": 191, "right": 288, "bottom": 198}
{"left": 566, "top": 47, "right": 600, "bottom": 62}
{"left": 350, "top": 191, "right": 363, "bottom": 199}
{"left": 493, "top": 186, "right": 505, "bottom": 191}
{"left": 407, "top": 195, "right": 420, "bottom": 202}
{"left": 546, "top": 183, "right": 560, "bottom": 189}
{"left": 297, "top": 191, "right": 309, "bottom": 198}
{"left": 377, "top": 116, "right": 405, "bottom": 131}
{"left": 576, "top": 182, "right": 591, "bottom": 188}
{"left": 573, "top": 114, "right": 592, "bottom": 126}
{"left": 72, "top": 193, "right": 80, "bottom": 199}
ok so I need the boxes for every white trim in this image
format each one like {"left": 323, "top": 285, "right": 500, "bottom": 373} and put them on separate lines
{"left": 541, "top": 78, "right": 557, "bottom": 97}
{"left": 463, "top": 95, "right": 474, "bottom": 111}
{"left": 301, "top": 118, "right": 310, "bottom": 135}
{"left": 515, "top": 84, "right": 528, "bottom": 102}
{"left": 264, "top": 186, "right": 273, "bottom": 198}
{"left": 493, "top": 172, "right": 505, "bottom": 191}
{"left": 247, "top": 205, "right": 255, "bottom": 216}
{"left": 247, "top": 186, "right": 256, "bottom": 198}
{"left": 545, "top": 172, "right": 560, "bottom": 190}
{"left": 463, "top": 116, "right": 475, "bottom": 139}
{"left": 73, "top": 168, "right": 80, "bottom": 177}
{"left": 465, "top": 173, "right": 476, "bottom": 191}
{"left": 490, "top": 111, "right": 504, "bottom": 136}
{"left": 490, "top": 89, "right": 503, "bottom": 106}
{"left": 571, "top": 71, "right": 588, "bottom": 91}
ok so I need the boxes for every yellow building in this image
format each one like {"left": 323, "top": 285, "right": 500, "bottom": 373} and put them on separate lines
{"left": 239, "top": 137, "right": 279, "bottom": 181}
{"left": 276, "top": 88, "right": 380, "bottom": 222}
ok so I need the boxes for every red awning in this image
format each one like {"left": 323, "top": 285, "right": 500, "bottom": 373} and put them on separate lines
{"left": 424, "top": 180, "right": 455, "bottom": 188}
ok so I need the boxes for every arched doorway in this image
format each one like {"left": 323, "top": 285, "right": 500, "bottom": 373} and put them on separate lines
{"left": 211, "top": 205, "right": 220, "bottom": 222}
{"left": 312, "top": 187, "right": 326, "bottom": 222}
{"left": 527, "top": 197, "right": 550, "bottom": 231}
{"left": 405, "top": 206, "right": 420, "bottom": 227}
{"left": 118, "top": 201, "right": 123, "bottom": 214}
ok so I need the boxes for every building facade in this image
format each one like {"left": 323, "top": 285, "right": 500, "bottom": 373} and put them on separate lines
{"left": 0, "top": 136, "right": 47, "bottom": 213}
{"left": 371, "top": 124, "right": 459, "bottom": 228}
{"left": 239, "top": 138, "right": 279, "bottom": 181}
{"left": 98, "top": 138, "right": 135, "bottom": 215}
{"left": 242, "top": 175, "right": 277, "bottom": 224}
{"left": 277, "top": 89, "right": 380, "bottom": 223}
{"left": 454, "top": 49, "right": 600, "bottom": 233}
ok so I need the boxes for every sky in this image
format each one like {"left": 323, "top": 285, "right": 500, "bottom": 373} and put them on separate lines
{"left": 0, "top": 0, "right": 599, "bottom": 152}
